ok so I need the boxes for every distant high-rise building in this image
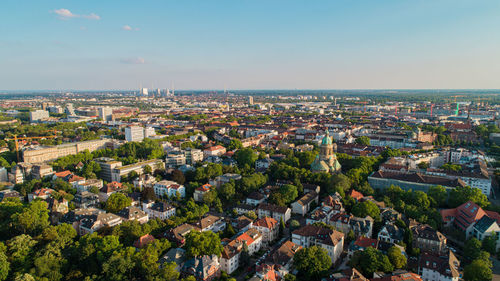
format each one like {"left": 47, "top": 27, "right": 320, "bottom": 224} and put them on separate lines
{"left": 30, "top": 110, "right": 50, "bottom": 122}
{"left": 140, "top": 88, "right": 149, "bottom": 96}
{"left": 125, "top": 126, "right": 145, "bottom": 142}
{"left": 65, "top": 103, "right": 75, "bottom": 115}
{"left": 98, "top": 107, "right": 113, "bottom": 121}
{"left": 156, "top": 89, "right": 161, "bottom": 98}
{"left": 248, "top": 96, "right": 254, "bottom": 105}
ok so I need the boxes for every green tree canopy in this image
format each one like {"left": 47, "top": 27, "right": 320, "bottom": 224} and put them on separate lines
{"left": 293, "top": 246, "right": 332, "bottom": 280}
{"left": 105, "top": 193, "right": 132, "bottom": 213}
{"left": 184, "top": 231, "right": 223, "bottom": 258}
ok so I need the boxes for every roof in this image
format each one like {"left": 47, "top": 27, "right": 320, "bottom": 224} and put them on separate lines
{"left": 294, "top": 191, "right": 318, "bottom": 206}
{"left": 253, "top": 216, "right": 278, "bottom": 229}
{"left": 473, "top": 215, "right": 497, "bottom": 233}
{"left": 348, "top": 189, "right": 364, "bottom": 200}
{"left": 411, "top": 224, "right": 446, "bottom": 243}
{"left": 370, "top": 171, "right": 466, "bottom": 188}
{"left": 292, "top": 224, "right": 344, "bottom": 246}
{"left": 418, "top": 251, "right": 460, "bottom": 279}
{"left": 272, "top": 241, "right": 302, "bottom": 266}
{"left": 133, "top": 234, "right": 155, "bottom": 248}
{"left": 439, "top": 201, "right": 499, "bottom": 231}
{"left": 192, "top": 215, "right": 222, "bottom": 230}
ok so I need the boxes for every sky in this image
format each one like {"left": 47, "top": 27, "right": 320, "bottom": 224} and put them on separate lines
{"left": 1, "top": 0, "right": 500, "bottom": 90}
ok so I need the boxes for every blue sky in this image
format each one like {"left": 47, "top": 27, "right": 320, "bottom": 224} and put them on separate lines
{"left": 1, "top": 0, "right": 500, "bottom": 90}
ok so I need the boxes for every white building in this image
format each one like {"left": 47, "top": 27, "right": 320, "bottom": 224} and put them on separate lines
{"left": 98, "top": 107, "right": 113, "bottom": 121}
{"left": 153, "top": 180, "right": 186, "bottom": 198}
{"left": 220, "top": 228, "right": 263, "bottom": 274}
{"left": 125, "top": 126, "right": 144, "bottom": 142}
{"left": 30, "top": 110, "right": 49, "bottom": 122}
{"left": 142, "top": 201, "right": 176, "bottom": 220}
{"left": 292, "top": 224, "right": 344, "bottom": 264}
{"left": 250, "top": 217, "right": 279, "bottom": 245}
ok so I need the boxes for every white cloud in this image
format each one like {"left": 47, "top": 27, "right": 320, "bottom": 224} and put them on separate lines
{"left": 122, "top": 25, "right": 139, "bottom": 31}
{"left": 120, "top": 57, "right": 146, "bottom": 64}
{"left": 53, "top": 8, "right": 100, "bottom": 20}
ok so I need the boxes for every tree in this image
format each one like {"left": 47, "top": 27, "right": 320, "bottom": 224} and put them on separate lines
{"left": 143, "top": 165, "right": 152, "bottom": 175}
{"left": 11, "top": 200, "right": 49, "bottom": 236}
{"left": 328, "top": 173, "right": 351, "bottom": 196}
{"left": 240, "top": 243, "right": 250, "bottom": 267}
{"left": 464, "top": 259, "right": 493, "bottom": 281}
{"left": 171, "top": 170, "right": 185, "bottom": 184}
{"left": 0, "top": 244, "right": 9, "bottom": 281}
{"left": 482, "top": 232, "right": 498, "bottom": 255}
{"left": 351, "top": 200, "right": 380, "bottom": 221}
{"left": 350, "top": 247, "right": 393, "bottom": 277}
{"left": 449, "top": 186, "right": 489, "bottom": 208}
{"left": 141, "top": 187, "right": 157, "bottom": 202}
{"left": 355, "top": 136, "right": 370, "bottom": 146}
{"left": 234, "top": 148, "right": 258, "bottom": 167}
{"left": 283, "top": 274, "right": 296, "bottom": 281}
{"left": 184, "top": 231, "right": 223, "bottom": 258}
{"left": 219, "top": 182, "right": 235, "bottom": 201}
{"left": 106, "top": 193, "right": 132, "bottom": 213}
{"left": 245, "top": 211, "right": 257, "bottom": 220}
{"left": 228, "top": 139, "right": 243, "bottom": 150}
{"left": 279, "top": 184, "right": 298, "bottom": 204}
{"left": 293, "top": 246, "right": 332, "bottom": 280}
{"left": 464, "top": 238, "right": 483, "bottom": 262}
{"left": 428, "top": 185, "right": 447, "bottom": 207}
{"left": 279, "top": 217, "right": 285, "bottom": 238}
{"left": 7, "top": 234, "right": 37, "bottom": 273}
{"left": 387, "top": 246, "right": 406, "bottom": 269}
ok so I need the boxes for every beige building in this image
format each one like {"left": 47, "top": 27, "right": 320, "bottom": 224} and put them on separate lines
{"left": 111, "top": 159, "right": 164, "bottom": 182}
{"left": 23, "top": 139, "right": 109, "bottom": 163}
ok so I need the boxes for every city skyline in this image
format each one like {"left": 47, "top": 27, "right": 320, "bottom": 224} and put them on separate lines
{"left": 2, "top": 0, "right": 500, "bottom": 90}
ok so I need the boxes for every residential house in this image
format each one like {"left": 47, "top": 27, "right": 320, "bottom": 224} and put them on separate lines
{"left": 348, "top": 237, "right": 378, "bottom": 258}
{"left": 79, "top": 212, "right": 123, "bottom": 235}
{"left": 160, "top": 248, "right": 186, "bottom": 272}
{"left": 194, "top": 184, "right": 212, "bottom": 202}
{"left": 440, "top": 201, "right": 500, "bottom": 242}
{"left": 378, "top": 223, "right": 405, "bottom": 244}
{"left": 133, "top": 234, "right": 155, "bottom": 249}
{"left": 292, "top": 224, "right": 344, "bottom": 264}
{"left": 167, "top": 223, "right": 196, "bottom": 246}
{"left": 99, "top": 181, "right": 124, "bottom": 202}
{"left": 418, "top": 251, "right": 461, "bottom": 281}
{"left": 255, "top": 158, "right": 274, "bottom": 171}
{"left": 142, "top": 201, "right": 176, "bottom": 220}
{"left": 257, "top": 203, "right": 291, "bottom": 223}
{"left": 221, "top": 228, "right": 262, "bottom": 274}
{"left": 118, "top": 206, "right": 149, "bottom": 224}
{"left": 291, "top": 191, "right": 318, "bottom": 216}
{"left": 153, "top": 180, "right": 186, "bottom": 198}
{"left": 272, "top": 241, "right": 302, "bottom": 270}
{"left": 245, "top": 191, "right": 266, "bottom": 206}
{"left": 470, "top": 216, "right": 500, "bottom": 251}
{"left": 28, "top": 188, "right": 54, "bottom": 202}
{"left": 76, "top": 179, "right": 103, "bottom": 193}
{"left": 251, "top": 217, "right": 279, "bottom": 244}
{"left": 73, "top": 191, "right": 99, "bottom": 208}
{"left": 182, "top": 255, "right": 221, "bottom": 281}
{"left": 203, "top": 145, "right": 226, "bottom": 158}
{"left": 209, "top": 173, "right": 242, "bottom": 188}
{"left": 411, "top": 224, "right": 448, "bottom": 255}
{"left": 191, "top": 215, "right": 226, "bottom": 233}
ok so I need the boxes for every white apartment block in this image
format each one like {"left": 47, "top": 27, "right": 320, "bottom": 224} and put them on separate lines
{"left": 30, "top": 110, "right": 49, "bottom": 122}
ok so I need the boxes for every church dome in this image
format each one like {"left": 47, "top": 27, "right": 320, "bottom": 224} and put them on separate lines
{"left": 321, "top": 130, "right": 332, "bottom": 145}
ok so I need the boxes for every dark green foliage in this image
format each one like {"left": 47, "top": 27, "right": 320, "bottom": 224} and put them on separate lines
{"left": 293, "top": 246, "right": 332, "bottom": 280}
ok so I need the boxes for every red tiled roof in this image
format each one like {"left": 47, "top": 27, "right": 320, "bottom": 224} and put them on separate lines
{"left": 348, "top": 190, "right": 364, "bottom": 200}
{"left": 253, "top": 217, "right": 278, "bottom": 229}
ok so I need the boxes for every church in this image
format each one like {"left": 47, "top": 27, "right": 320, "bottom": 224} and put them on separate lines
{"left": 311, "top": 130, "right": 342, "bottom": 173}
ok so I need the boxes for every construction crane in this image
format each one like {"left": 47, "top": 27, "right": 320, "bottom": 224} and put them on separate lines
{"left": 430, "top": 104, "right": 435, "bottom": 117}
{"left": 5, "top": 130, "right": 58, "bottom": 162}
{"left": 356, "top": 101, "right": 369, "bottom": 113}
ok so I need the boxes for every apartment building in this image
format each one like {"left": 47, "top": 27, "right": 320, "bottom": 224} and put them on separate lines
{"left": 23, "top": 139, "right": 109, "bottom": 163}
{"left": 110, "top": 159, "right": 164, "bottom": 182}
{"left": 292, "top": 224, "right": 344, "bottom": 264}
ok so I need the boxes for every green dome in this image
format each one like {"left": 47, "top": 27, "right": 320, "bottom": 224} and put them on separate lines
{"left": 321, "top": 130, "right": 332, "bottom": 145}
